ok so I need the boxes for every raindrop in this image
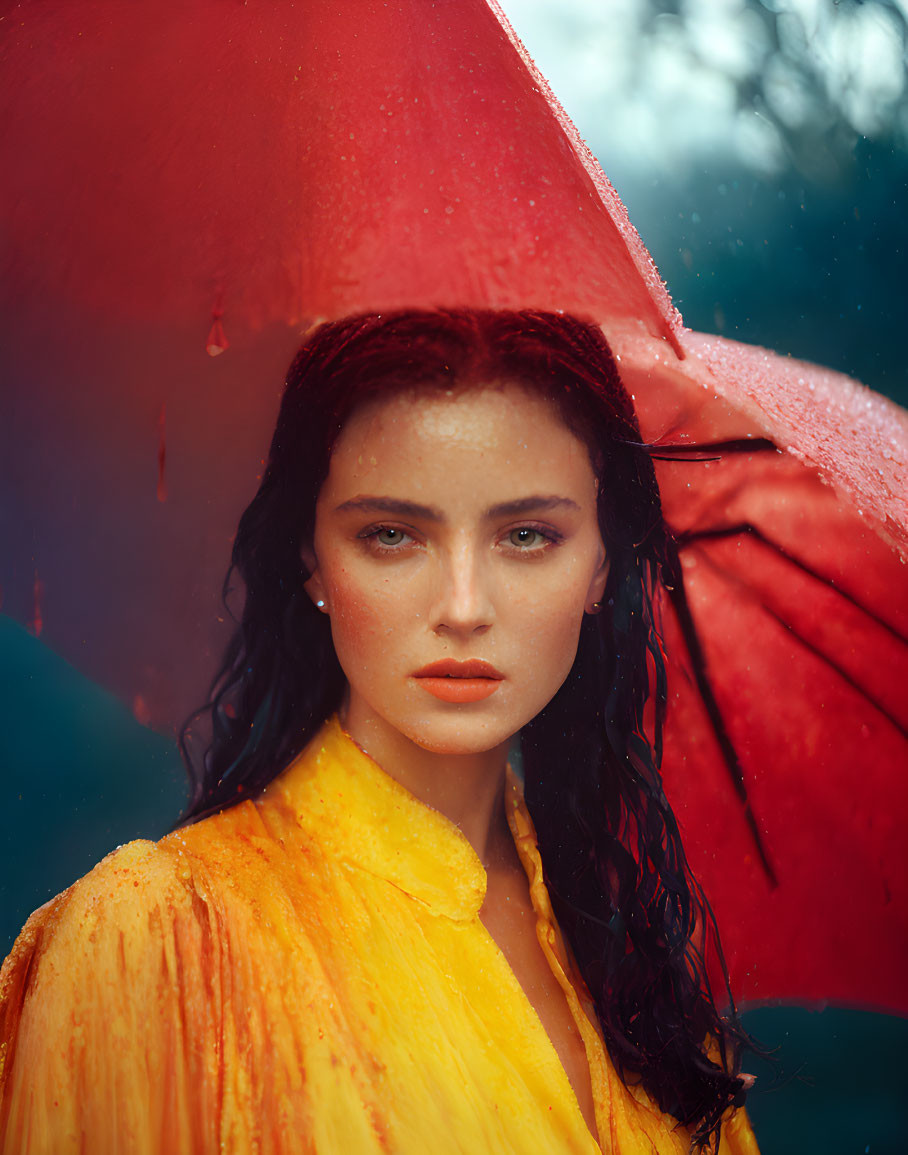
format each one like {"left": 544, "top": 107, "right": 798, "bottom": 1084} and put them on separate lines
{"left": 206, "top": 307, "right": 229, "bottom": 356}
{"left": 157, "top": 404, "right": 168, "bottom": 503}
{"left": 30, "top": 569, "right": 44, "bottom": 637}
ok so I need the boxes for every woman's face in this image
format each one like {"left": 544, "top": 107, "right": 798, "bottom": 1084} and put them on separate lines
{"left": 304, "top": 381, "right": 609, "bottom": 756}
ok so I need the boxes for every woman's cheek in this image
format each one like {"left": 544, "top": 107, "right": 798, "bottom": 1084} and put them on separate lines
{"left": 525, "top": 587, "right": 588, "bottom": 674}
{"left": 326, "top": 570, "right": 405, "bottom": 665}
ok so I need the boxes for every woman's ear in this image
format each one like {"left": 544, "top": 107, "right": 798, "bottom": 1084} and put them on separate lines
{"left": 585, "top": 549, "right": 610, "bottom": 615}
{"left": 301, "top": 544, "right": 329, "bottom": 613}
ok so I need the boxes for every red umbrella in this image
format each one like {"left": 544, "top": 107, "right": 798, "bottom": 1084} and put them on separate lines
{"left": 1, "top": 0, "right": 905, "bottom": 1012}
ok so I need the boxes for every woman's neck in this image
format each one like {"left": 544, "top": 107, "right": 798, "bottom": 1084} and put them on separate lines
{"left": 340, "top": 699, "right": 513, "bottom": 866}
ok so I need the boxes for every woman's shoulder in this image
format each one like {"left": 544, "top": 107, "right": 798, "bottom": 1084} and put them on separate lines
{"left": 3, "top": 837, "right": 191, "bottom": 976}
{"left": 0, "top": 815, "right": 254, "bottom": 1153}
{"left": 1, "top": 798, "right": 296, "bottom": 991}
{"left": 0, "top": 800, "right": 321, "bottom": 1149}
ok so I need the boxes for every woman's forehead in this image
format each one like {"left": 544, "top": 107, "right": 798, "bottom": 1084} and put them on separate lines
{"left": 320, "top": 381, "right": 597, "bottom": 504}
{"left": 339, "top": 378, "right": 571, "bottom": 446}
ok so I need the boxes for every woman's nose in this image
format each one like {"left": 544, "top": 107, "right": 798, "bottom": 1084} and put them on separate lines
{"left": 431, "top": 541, "right": 495, "bottom": 637}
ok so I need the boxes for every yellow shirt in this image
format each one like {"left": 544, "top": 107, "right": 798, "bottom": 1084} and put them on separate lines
{"left": 0, "top": 717, "right": 758, "bottom": 1154}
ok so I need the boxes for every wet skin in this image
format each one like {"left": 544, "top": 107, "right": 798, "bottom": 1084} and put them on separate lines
{"left": 304, "top": 380, "right": 609, "bottom": 1140}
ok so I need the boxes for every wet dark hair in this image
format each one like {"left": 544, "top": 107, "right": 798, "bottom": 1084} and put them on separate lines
{"left": 180, "top": 309, "right": 753, "bottom": 1149}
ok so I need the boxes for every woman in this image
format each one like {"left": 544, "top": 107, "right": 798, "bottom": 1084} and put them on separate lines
{"left": 0, "top": 309, "right": 758, "bottom": 1154}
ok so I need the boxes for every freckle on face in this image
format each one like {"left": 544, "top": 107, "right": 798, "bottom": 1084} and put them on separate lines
{"left": 308, "top": 381, "right": 608, "bottom": 758}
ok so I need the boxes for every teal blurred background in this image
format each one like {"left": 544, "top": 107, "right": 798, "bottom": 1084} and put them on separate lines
{"left": 2, "top": 2, "right": 906, "bottom": 1151}
{"left": 509, "top": 0, "right": 908, "bottom": 408}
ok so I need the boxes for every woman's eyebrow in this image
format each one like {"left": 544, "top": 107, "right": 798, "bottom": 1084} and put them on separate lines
{"left": 334, "top": 495, "right": 581, "bottom": 520}
{"left": 333, "top": 496, "right": 444, "bottom": 520}
{"left": 486, "top": 495, "right": 581, "bottom": 518}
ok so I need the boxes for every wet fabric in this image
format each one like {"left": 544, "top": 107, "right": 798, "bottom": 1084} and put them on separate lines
{"left": 0, "top": 717, "right": 757, "bottom": 1154}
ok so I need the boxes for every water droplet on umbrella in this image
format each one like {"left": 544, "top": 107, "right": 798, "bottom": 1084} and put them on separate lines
{"left": 206, "top": 309, "right": 229, "bottom": 356}
{"left": 157, "top": 403, "right": 168, "bottom": 502}
{"left": 30, "top": 569, "right": 44, "bottom": 637}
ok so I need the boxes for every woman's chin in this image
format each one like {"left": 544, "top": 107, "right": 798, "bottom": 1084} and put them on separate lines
{"left": 399, "top": 711, "right": 522, "bottom": 758}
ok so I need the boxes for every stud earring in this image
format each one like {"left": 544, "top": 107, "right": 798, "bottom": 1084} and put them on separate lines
{"left": 587, "top": 601, "right": 602, "bottom": 615}
{"left": 316, "top": 599, "right": 326, "bottom": 609}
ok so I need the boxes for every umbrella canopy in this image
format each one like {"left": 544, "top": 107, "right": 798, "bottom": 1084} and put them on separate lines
{"left": 1, "top": 0, "right": 905, "bottom": 1013}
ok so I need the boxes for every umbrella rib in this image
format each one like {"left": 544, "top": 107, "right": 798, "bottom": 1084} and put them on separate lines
{"left": 632, "top": 437, "right": 779, "bottom": 463}
{"left": 758, "top": 605, "right": 907, "bottom": 740}
{"left": 662, "top": 542, "right": 778, "bottom": 888}
{"left": 685, "top": 539, "right": 908, "bottom": 739}
{"left": 677, "top": 522, "right": 907, "bottom": 645}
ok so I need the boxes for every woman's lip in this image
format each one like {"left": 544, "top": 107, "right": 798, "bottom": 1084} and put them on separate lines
{"left": 413, "top": 659, "right": 504, "bottom": 679}
{"left": 412, "top": 659, "right": 504, "bottom": 703}
{"left": 415, "top": 677, "right": 502, "bottom": 703}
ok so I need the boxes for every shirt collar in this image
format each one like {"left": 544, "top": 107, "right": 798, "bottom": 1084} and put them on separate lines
{"left": 269, "top": 716, "right": 492, "bottom": 921}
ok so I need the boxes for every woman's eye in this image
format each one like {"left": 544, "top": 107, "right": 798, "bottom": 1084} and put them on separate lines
{"left": 360, "top": 525, "right": 413, "bottom": 550}
{"left": 506, "top": 527, "right": 553, "bottom": 550}
{"left": 376, "top": 527, "right": 406, "bottom": 546}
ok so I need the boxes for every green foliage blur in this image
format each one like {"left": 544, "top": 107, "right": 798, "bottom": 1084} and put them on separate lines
{"left": 511, "top": 0, "right": 908, "bottom": 403}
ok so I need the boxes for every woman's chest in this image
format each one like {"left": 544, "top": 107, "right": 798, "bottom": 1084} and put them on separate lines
{"left": 215, "top": 864, "right": 603, "bottom": 1154}
{"left": 479, "top": 862, "right": 600, "bottom": 1143}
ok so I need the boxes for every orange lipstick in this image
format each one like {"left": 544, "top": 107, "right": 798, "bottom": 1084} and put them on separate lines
{"left": 413, "top": 659, "right": 504, "bottom": 704}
